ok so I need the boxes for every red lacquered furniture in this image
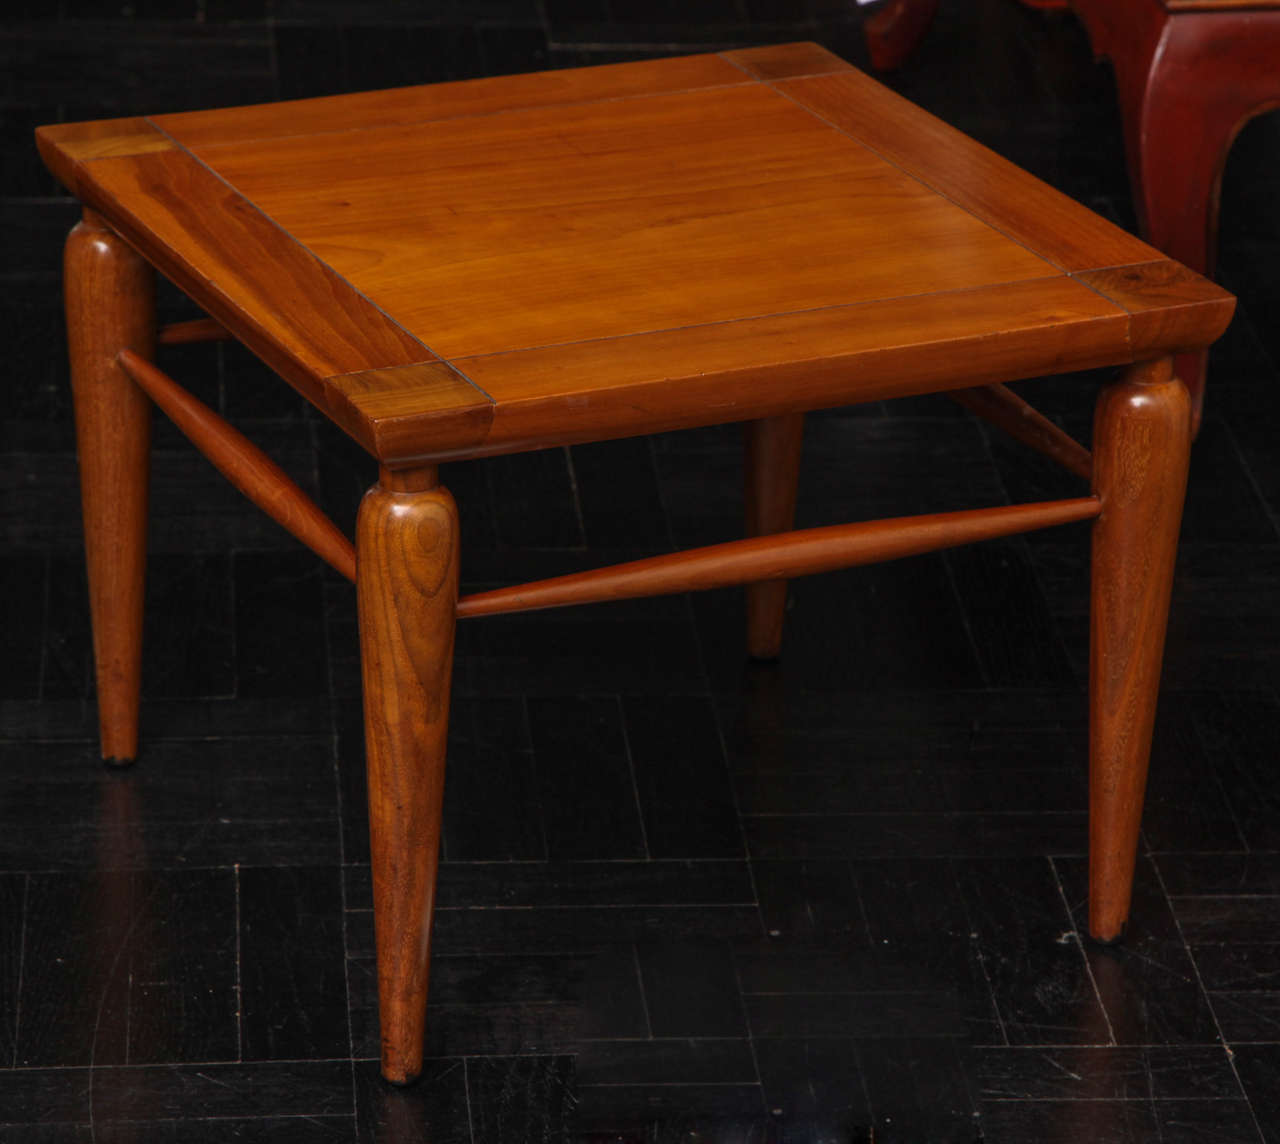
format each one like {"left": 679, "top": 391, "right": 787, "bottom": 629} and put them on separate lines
{"left": 1071, "top": 0, "right": 1280, "bottom": 431}
{"left": 37, "top": 43, "right": 1233, "bottom": 1084}
{"left": 868, "top": 0, "right": 1280, "bottom": 431}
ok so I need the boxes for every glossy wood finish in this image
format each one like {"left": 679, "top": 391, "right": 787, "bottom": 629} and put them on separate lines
{"left": 1088, "top": 358, "right": 1191, "bottom": 942}
{"left": 117, "top": 350, "right": 356, "bottom": 583}
{"left": 356, "top": 477, "right": 459, "bottom": 1085}
{"left": 157, "top": 316, "right": 229, "bottom": 345}
{"left": 37, "top": 45, "right": 1240, "bottom": 1084}
{"left": 744, "top": 414, "right": 805, "bottom": 659}
{"left": 36, "top": 47, "right": 1232, "bottom": 466}
{"left": 949, "top": 384, "right": 1093, "bottom": 481}
{"left": 1072, "top": 0, "right": 1280, "bottom": 432}
{"left": 455, "top": 497, "right": 1102, "bottom": 620}
{"left": 64, "top": 211, "right": 154, "bottom": 766}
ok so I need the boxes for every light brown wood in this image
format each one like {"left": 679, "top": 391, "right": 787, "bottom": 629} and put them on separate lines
{"left": 325, "top": 363, "right": 494, "bottom": 461}
{"left": 722, "top": 42, "right": 855, "bottom": 80}
{"left": 1076, "top": 260, "right": 1237, "bottom": 360}
{"left": 455, "top": 497, "right": 1102, "bottom": 619}
{"left": 152, "top": 53, "right": 751, "bottom": 148}
{"left": 1088, "top": 357, "right": 1191, "bottom": 941}
{"left": 949, "top": 383, "right": 1093, "bottom": 481}
{"left": 775, "top": 68, "right": 1165, "bottom": 273}
{"left": 36, "top": 124, "right": 436, "bottom": 411}
{"left": 117, "top": 350, "right": 357, "bottom": 583}
{"left": 744, "top": 413, "right": 806, "bottom": 659}
{"left": 449, "top": 277, "right": 1133, "bottom": 465}
{"left": 35, "top": 117, "right": 175, "bottom": 193}
{"left": 356, "top": 477, "right": 459, "bottom": 1086}
{"left": 38, "top": 46, "right": 1242, "bottom": 1082}
{"left": 65, "top": 210, "right": 154, "bottom": 766}
{"left": 157, "top": 316, "right": 230, "bottom": 345}
{"left": 37, "top": 48, "right": 1234, "bottom": 466}
{"left": 198, "top": 82, "right": 1056, "bottom": 362}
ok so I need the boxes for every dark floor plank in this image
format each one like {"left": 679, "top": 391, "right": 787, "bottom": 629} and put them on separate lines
{"left": 354, "top": 1057, "right": 471, "bottom": 1144}
{"left": 1234, "top": 1044, "right": 1280, "bottom": 1144}
{"left": 454, "top": 591, "right": 706, "bottom": 697}
{"left": 346, "top": 945, "right": 648, "bottom": 1057}
{"left": 86, "top": 1060, "right": 352, "bottom": 1121}
{"left": 623, "top": 695, "right": 742, "bottom": 860}
{"left": 43, "top": 553, "right": 236, "bottom": 702}
{"left": 440, "top": 697, "right": 544, "bottom": 863}
{"left": 1189, "top": 691, "right": 1280, "bottom": 851}
{"left": 465, "top": 1055, "right": 574, "bottom": 1144}
{"left": 955, "top": 857, "right": 1110, "bottom": 1047}
{"left": 744, "top": 811, "right": 1087, "bottom": 861}
{"left": 0, "top": 735, "right": 338, "bottom": 872}
{"left": 980, "top": 1097, "right": 1159, "bottom": 1144}
{"left": 344, "top": 858, "right": 753, "bottom": 914}
{"left": 1157, "top": 852, "right": 1280, "bottom": 898}
{"left": 570, "top": 436, "right": 671, "bottom": 550}
{"left": 575, "top": 1038, "right": 756, "bottom": 1085}
{"left": 234, "top": 552, "right": 328, "bottom": 699}
{"left": 752, "top": 859, "right": 865, "bottom": 940}
{"left": 123, "top": 867, "right": 238, "bottom": 1064}
{"left": 754, "top": 1037, "right": 869, "bottom": 1136}
{"left": 0, "top": 873, "right": 23, "bottom": 1067}
{"left": 17, "top": 871, "right": 140, "bottom": 1067}
{"left": 486, "top": 447, "right": 583, "bottom": 550}
{"left": 525, "top": 696, "right": 645, "bottom": 861}
{"left": 855, "top": 858, "right": 1003, "bottom": 1047}
{"left": 239, "top": 866, "right": 348, "bottom": 1061}
{"left": 0, "top": 1067, "right": 91, "bottom": 1126}
{"left": 859, "top": 1037, "right": 978, "bottom": 1144}
{"left": 696, "top": 555, "right": 984, "bottom": 695}
{"left": 0, "top": 553, "right": 45, "bottom": 701}
{"left": 1055, "top": 856, "right": 1222, "bottom": 1046}
{"left": 945, "top": 539, "right": 1075, "bottom": 687}
{"left": 636, "top": 941, "right": 747, "bottom": 1038}
{"left": 94, "top": 1116, "right": 354, "bottom": 1142}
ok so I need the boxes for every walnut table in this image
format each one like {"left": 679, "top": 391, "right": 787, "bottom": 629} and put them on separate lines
{"left": 37, "top": 42, "right": 1234, "bottom": 1085}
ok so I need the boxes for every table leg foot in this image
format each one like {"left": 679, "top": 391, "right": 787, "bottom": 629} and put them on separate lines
{"left": 744, "top": 413, "right": 805, "bottom": 660}
{"left": 357, "top": 474, "right": 459, "bottom": 1086}
{"left": 65, "top": 210, "right": 154, "bottom": 765}
{"left": 1088, "top": 357, "right": 1190, "bottom": 942}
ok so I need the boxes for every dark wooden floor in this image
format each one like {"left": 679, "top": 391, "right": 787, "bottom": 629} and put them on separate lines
{"left": 3, "top": 2, "right": 1280, "bottom": 1141}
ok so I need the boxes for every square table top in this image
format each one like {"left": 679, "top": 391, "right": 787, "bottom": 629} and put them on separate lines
{"left": 37, "top": 42, "right": 1233, "bottom": 467}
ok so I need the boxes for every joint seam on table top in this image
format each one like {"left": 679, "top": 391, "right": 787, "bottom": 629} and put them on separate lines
{"left": 441, "top": 273, "right": 1126, "bottom": 368}
{"left": 148, "top": 78, "right": 769, "bottom": 155}
{"left": 1066, "top": 258, "right": 1234, "bottom": 360}
{"left": 715, "top": 48, "right": 855, "bottom": 84}
{"left": 764, "top": 78, "right": 1074, "bottom": 279}
{"left": 129, "top": 119, "right": 498, "bottom": 407}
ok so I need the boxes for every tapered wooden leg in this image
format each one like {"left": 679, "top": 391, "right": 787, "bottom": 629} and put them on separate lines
{"left": 1088, "top": 358, "right": 1190, "bottom": 942}
{"left": 65, "top": 210, "right": 155, "bottom": 766}
{"left": 744, "top": 413, "right": 805, "bottom": 660}
{"left": 356, "top": 467, "right": 458, "bottom": 1086}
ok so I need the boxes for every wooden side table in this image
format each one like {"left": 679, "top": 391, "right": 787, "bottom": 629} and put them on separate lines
{"left": 37, "top": 42, "right": 1234, "bottom": 1085}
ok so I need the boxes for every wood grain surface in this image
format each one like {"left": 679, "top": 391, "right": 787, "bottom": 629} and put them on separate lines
{"left": 455, "top": 497, "right": 1102, "bottom": 618}
{"left": 1088, "top": 358, "right": 1191, "bottom": 941}
{"left": 37, "top": 43, "right": 1235, "bottom": 468}
{"left": 118, "top": 349, "right": 357, "bottom": 583}
{"left": 64, "top": 211, "right": 154, "bottom": 765}
{"left": 357, "top": 480, "right": 459, "bottom": 1084}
